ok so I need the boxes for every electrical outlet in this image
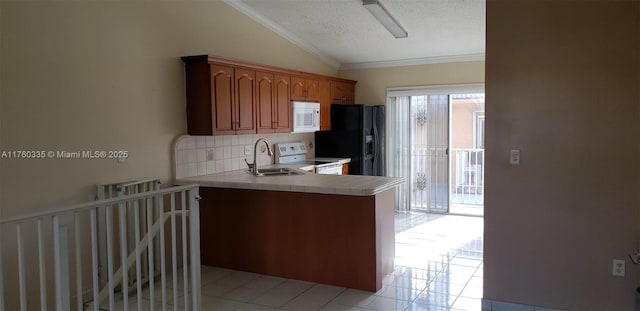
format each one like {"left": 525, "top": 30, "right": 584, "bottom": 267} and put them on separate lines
{"left": 612, "top": 259, "right": 625, "bottom": 277}
{"left": 244, "top": 145, "right": 252, "bottom": 155}
{"left": 510, "top": 149, "right": 521, "bottom": 165}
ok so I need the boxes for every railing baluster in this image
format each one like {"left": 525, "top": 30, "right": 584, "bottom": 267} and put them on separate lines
{"left": 466, "top": 151, "right": 471, "bottom": 203}
{"left": 481, "top": 150, "right": 485, "bottom": 202}
{"left": 159, "top": 195, "right": 167, "bottom": 310}
{"left": 96, "top": 185, "right": 106, "bottom": 291}
{"left": 153, "top": 182, "right": 161, "bottom": 284}
{"left": 140, "top": 186, "right": 148, "bottom": 283}
{"left": 134, "top": 198, "right": 142, "bottom": 309}
{"left": 53, "top": 217, "right": 60, "bottom": 309}
{"left": 147, "top": 197, "right": 155, "bottom": 310}
{"left": 16, "top": 223, "right": 26, "bottom": 311}
{"left": 189, "top": 189, "right": 201, "bottom": 310}
{"left": 119, "top": 200, "right": 129, "bottom": 311}
{"left": 53, "top": 216, "right": 70, "bottom": 310}
{"left": 125, "top": 185, "right": 135, "bottom": 289}
{"left": 37, "top": 219, "right": 47, "bottom": 311}
{"left": 170, "top": 192, "right": 178, "bottom": 311}
{"left": 90, "top": 208, "right": 99, "bottom": 311}
{"left": 0, "top": 237, "right": 5, "bottom": 311}
{"left": 106, "top": 205, "right": 115, "bottom": 310}
{"left": 122, "top": 184, "right": 136, "bottom": 292}
{"left": 74, "top": 212, "right": 83, "bottom": 311}
{"left": 181, "top": 191, "right": 189, "bottom": 311}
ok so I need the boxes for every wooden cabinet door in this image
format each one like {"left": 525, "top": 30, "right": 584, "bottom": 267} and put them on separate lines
{"left": 344, "top": 83, "right": 355, "bottom": 104}
{"left": 319, "top": 80, "right": 331, "bottom": 131}
{"left": 305, "top": 78, "right": 319, "bottom": 101}
{"left": 256, "top": 71, "right": 274, "bottom": 133}
{"left": 210, "top": 64, "right": 235, "bottom": 135}
{"left": 291, "top": 77, "right": 306, "bottom": 100}
{"left": 234, "top": 68, "right": 256, "bottom": 134}
{"left": 291, "top": 77, "right": 319, "bottom": 101}
{"left": 274, "top": 74, "right": 291, "bottom": 132}
{"left": 330, "top": 81, "right": 355, "bottom": 104}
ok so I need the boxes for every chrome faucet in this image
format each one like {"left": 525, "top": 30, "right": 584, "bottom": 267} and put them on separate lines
{"left": 246, "top": 138, "right": 273, "bottom": 176}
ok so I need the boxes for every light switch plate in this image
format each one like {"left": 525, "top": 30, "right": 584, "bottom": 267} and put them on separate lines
{"left": 244, "top": 145, "right": 252, "bottom": 155}
{"left": 510, "top": 149, "right": 521, "bottom": 165}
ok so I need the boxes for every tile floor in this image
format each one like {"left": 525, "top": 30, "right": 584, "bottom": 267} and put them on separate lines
{"left": 114, "top": 212, "right": 484, "bottom": 311}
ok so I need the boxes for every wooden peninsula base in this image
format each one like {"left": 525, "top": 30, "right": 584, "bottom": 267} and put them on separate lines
{"left": 199, "top": 187, "right": 395, "bottom": 292}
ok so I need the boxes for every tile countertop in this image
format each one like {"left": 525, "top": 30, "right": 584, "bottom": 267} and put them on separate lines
{"left": 310, "top": 157, "right": 352, "bottom": 164}
{"left": 174, "top": 163, "right": 404, "bottom": 196}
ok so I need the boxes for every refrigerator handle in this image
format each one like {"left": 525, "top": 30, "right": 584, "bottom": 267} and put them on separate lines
{"left": 372, "top": 116, "right": 379, "bottom": 175}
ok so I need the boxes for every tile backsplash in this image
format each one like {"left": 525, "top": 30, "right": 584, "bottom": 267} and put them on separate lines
{"left": 174, "top": 133, "right": 315, "bottom": 179}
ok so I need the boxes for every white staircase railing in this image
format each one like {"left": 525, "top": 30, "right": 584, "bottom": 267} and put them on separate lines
{"left": 95, "top": 178, "right": 161, "bottom": 294}
{"left": 0, "top": 184, "right": 201, "bottom": 311}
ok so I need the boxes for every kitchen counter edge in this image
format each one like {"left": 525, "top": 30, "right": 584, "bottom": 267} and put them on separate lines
{"left": 174, "top": 166, "right": 404, "bottom": 196}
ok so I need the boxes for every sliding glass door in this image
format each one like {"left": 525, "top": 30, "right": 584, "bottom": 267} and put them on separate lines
{"left": 387, "top": 84, "right": 485, "bottom": 215}
{"left": 410, "top": 95, "right": 450, "bottom": 213}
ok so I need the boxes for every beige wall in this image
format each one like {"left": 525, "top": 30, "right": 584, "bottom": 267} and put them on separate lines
{"left": 339, "top": 61, "right": 485, "bottom": 105}
{"left": 485, "top": 1, "right": 639, "bottom": 309}
{"left": 0, "top": 1, "right": 337, "bottom": 218}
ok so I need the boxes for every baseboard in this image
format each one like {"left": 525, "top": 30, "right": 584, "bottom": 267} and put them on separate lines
{"left": 482, "top": 299, "right": 563, "bottom": 311}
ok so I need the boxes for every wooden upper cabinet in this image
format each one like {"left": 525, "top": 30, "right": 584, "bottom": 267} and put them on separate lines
{"left": 257, "top": 73, "right": 291, "bottom": 133}
{"left": 256, "top": 72, "right": 274, "bottom": 133}
{"left": 202, "top": 65, "right": 256, "bottom": 135}
{"left": 273, "top": 75, "right": 291, "bottom": 132}
{"left": 182, "top": 55, "right": 355, "bottom": 135}
{"left": 330, "top": 81, "right": 355, "bottom": 104}
{"left": 306, "top": 79, "right": 319, "bottom": 101}
{"left": 234, "top": 68, "right": 256, "bottom": 134}
{"left": 210, "top": 64, "right": 235, "bottom": 135}
{"left": 319, "top": 80, "right": 356, "bottom": 130}
{"left": 319, "top": 80, "right": 331, "bottom": 131}
{"left": 291, "top": 77, "right": 319, "bottom": 101}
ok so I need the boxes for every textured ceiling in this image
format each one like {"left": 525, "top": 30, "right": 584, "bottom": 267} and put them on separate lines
{"left": 227, "top": 0, "right": 485, "bottom": 69}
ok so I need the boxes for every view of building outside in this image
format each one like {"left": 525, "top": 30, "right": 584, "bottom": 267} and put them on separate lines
{"left": 450, "top": 94, "right": 485, "bottom": 215}
{"left": 409, "top": 94, "right": 485, "bottom": 215}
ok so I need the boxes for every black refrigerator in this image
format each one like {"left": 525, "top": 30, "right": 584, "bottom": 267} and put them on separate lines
{"left": 315, "top": 104, "right": 385, "bottom": 176}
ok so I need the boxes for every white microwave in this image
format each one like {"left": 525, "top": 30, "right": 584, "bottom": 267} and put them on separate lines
{"left": 292, "top": 101, "right": 320, "bottom": 133}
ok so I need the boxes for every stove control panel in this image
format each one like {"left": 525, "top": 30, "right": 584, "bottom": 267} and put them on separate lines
{"left": 274, "top": 142, "right": 308, "bottom": 158}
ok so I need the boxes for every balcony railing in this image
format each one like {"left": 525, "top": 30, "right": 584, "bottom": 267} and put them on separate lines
{"left": 409, "top": 148, "right": 484, "bottom": 211}
{"left": 451, "top": 148, "right": 484, "bottom": 206}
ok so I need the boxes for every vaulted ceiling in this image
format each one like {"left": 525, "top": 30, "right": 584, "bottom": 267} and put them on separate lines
{"left": 225, "top": 0, "right": 486, "bottom": 69}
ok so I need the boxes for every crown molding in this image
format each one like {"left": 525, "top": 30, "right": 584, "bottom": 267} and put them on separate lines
{"left": 339, "top": 53, "right": 486, "bottom": 70}
{"left": 224, "top": 0, "right": 341, "bottom": 69}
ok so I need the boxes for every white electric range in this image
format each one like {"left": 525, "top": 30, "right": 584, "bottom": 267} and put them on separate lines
{"left": 274, "top": 142, "right": 343, "bottom": 175}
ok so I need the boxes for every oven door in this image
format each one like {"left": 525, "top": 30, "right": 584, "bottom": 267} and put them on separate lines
{"left": 315, "top": 163, "right": 343, "bottom": 175}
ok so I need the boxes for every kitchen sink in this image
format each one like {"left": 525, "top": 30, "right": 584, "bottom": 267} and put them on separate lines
{"left": 250, "top": 168, "right": 305, "bottom": 176}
